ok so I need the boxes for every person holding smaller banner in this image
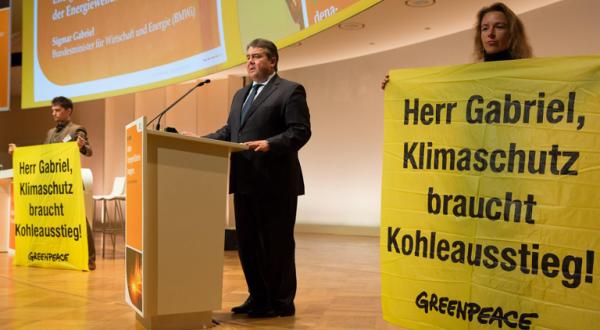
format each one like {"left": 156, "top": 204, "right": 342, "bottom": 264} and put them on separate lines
{"left": 381, "top": 2, "right": 532, "bottom": 89}
{"left": 8, "top": 96, "right": 96, "bottom": 270}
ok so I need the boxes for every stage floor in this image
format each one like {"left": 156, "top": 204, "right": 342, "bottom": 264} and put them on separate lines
{"left": 0, "top": 232, "right": 402, "bottom": 329}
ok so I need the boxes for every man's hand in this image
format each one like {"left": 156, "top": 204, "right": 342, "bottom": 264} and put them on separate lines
{"left": 7, "top": 143, "right": 15, "bottom": 156}
{"left": 76, "top": 135, "right": 86, "bottom": 149}
{"left": 244, "top": 140, "right": 270, "bottom": 152}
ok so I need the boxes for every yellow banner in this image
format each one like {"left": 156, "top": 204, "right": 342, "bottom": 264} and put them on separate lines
{"left": 12, "top": 143, "right": 89, "bottom": 271}
{"left": 381, "top": 55, "right": 600, "bottom": 329}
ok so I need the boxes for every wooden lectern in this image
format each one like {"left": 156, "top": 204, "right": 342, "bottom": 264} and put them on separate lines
{"left": 125, "top": 118, "right": 246, "bottom": 329}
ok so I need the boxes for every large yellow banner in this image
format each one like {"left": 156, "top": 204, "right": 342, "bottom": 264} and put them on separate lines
{"left": 381, "top": 55, "right": 600, "bottom": 329}
{"left": 12, "top": 143, "right": 89, "bottom": 271}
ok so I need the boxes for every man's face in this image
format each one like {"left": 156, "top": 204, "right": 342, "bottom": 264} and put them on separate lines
{"left": 51, "top": 104, "right": 71, "bottom": 123}
{"left": 246, "top": 46, "right": 276, "bottom": 83}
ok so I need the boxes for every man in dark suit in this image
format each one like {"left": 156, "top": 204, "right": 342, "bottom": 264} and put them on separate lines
{"left": 206, "top": 38, "right": 311, "bottom": 318}
{"left": 8, "top": 96, "right": 96, "bottom": 270}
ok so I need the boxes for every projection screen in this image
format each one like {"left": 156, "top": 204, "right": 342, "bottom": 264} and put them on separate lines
{"left": 21, "top": 0, "right": 381, "bottom": 108}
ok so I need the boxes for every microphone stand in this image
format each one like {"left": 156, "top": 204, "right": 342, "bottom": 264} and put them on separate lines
{"left": 146, "top": 79, "right": 211, "bottom": 130}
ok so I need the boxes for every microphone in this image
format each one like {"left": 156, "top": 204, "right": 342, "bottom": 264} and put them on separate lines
{"left": 146, "top": 79, "right": 211, "bottom": 130}
{"left": 196, "top": 79, "right": 211, "bottom": 87}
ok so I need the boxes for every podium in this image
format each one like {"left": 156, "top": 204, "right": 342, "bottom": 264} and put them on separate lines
{"left": 125, "top": 118, "right": 246, "bottom": 329}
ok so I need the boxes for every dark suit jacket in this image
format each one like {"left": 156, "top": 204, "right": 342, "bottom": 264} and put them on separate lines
{"left": 206, "top": 75, "right": 311, "bottom": 195}
{"left": 45, "top": 121, "right": 93, "bottom": 157}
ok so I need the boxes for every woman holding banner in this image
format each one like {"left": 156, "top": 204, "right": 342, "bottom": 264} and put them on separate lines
{"left": 381, "top": 2, "right": 532, "bottom": 89}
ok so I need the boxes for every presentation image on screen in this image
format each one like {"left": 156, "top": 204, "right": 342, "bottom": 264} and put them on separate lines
{"left": 237, "top": 0, "right": 303, "bottom": 51}
{"left": 22, "top": 0, "right": 380, "bottom": 108}
{"left": 304, "top": 0, "right": 365, "bottom": 26}
{"left": 24, "top": 0, "right": 225, "bottom": 107}
{"left": 238, "top": 0, "right": 377, "bottom": 53}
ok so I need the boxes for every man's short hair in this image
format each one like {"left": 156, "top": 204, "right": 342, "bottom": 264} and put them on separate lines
{"left": 51, "top": 96, "right": 73, "bottom": 111}
{"left": 246, "top": 38, "right": 279, "bottom": 71}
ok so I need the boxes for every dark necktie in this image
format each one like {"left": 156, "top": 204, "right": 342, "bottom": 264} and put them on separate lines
{"left": 241, "top": 84, "right": 262, "bottom": 123}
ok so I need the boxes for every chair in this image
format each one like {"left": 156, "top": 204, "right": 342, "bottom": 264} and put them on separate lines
{"left": 81, "top": 168, "right": 94, "bottom": 227}
{"left": 93, "top": 176, "right": 126, "bottom": 257}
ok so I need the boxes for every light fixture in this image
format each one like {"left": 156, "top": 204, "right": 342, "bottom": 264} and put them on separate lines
{"left": 405, "top": 0, "right": 436, "bottom": 8}
{"left": 338, "top": 21, "right": 365, "bottom": 30}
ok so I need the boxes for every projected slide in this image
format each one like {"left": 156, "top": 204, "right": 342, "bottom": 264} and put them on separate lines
{"left": 238, "top": 0, "right": 374, "bottom": 52}
{"left": 22, "top": 0, "right": 380, "bottom": 108}
{"left": 26, "top": 0, "right": 225, "bottom": 106}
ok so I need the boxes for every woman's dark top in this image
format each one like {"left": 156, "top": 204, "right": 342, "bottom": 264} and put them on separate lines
{"left": 483, "top": 49, "right": 513, "bottom": 62}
